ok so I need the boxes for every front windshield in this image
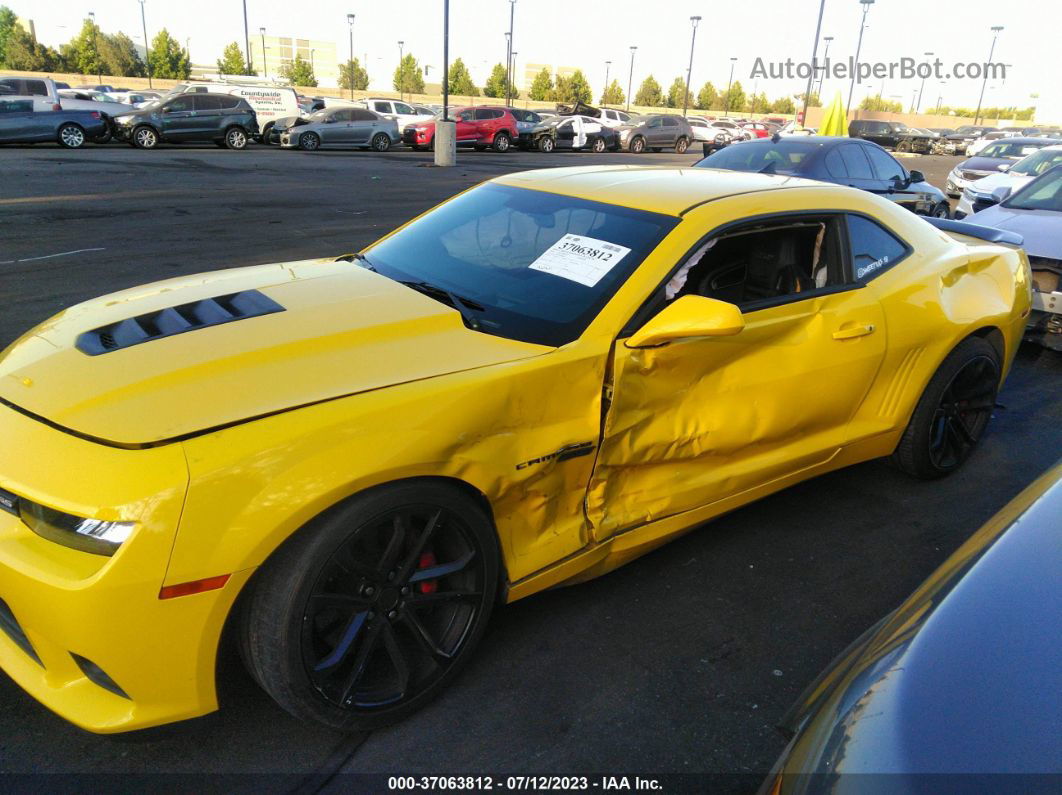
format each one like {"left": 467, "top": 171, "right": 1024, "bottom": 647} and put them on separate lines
{"left": 362, "top": 183, "right": 678, "bottom": 346}
{"left": 892, "top": 122, "right": 911, "bottom": 132}
{"left": 1011, "top": 148, "right": 1062, "bottom": 176}
{"left": 1004, "top": 168, "right": 1062, "bottom": 212}
{"left": 980, "top": 141, "right": 1047, "bottom": 160}
{"left": 695, "top": 140, "right": 822, "bottom": 174}
{"left": 308, "top": 110, "right": 330, "bottom": 122}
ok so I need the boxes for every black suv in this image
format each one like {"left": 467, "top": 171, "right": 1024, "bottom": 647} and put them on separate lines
{"left": 848, "top": 119, "right": 933, "bottom": 153}
{"left": 112, "top": 93, "right": 258, "bottom": 150}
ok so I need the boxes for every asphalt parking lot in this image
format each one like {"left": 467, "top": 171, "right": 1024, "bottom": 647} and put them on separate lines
{"left": 1, "top": 144, "right": 1060, "bottom": 788}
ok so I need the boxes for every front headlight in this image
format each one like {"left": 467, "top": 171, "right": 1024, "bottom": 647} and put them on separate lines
{"left": 620, "top": 129, "right": 630, "bottom": 140}
{"left": 18, "top": 499, "right": 134, "bottom": 556}
{"left": 113, "top": 115, "right": 133, "bottom": 125}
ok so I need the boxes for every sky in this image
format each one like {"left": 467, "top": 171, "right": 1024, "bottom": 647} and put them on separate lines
{"left": 9, "top": 0, "right": 1058, "bottom": 120}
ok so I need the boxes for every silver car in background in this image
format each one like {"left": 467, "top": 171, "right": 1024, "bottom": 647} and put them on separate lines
{"left": 279, "top": 106, "right": 400, "bottom": 151}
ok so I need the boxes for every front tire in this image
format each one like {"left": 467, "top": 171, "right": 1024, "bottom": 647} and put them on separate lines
{"left": 240, "top": 482, "right": 500, "bottom": 731}
{"left": 537, "top": 136, "right": 555, "bottom": 153}
{"left": 132, "top": 125, "right": 159, "bottom": 149}
{"left": 371, "top": 132, "right": 392, "bottom": 152}
{"left": 261, "top": 122, "right": 275, "bottom": 144}
{"left": 57, "top": 123, "right": 86, "bottom": 148}
{"left": 491, "top": 132, "right": 511, "bottom": 152}
{"left": 629, "top": 135, "right": 646, "bottom": 153}
{"left": 931, "top": 202, "right": 951, "bottom": 219}
{"left": 891, "top": 337, "right": 1000, "bottom": 479}
{"left": 299, "top": 131, "right": 321, "bottom": 151}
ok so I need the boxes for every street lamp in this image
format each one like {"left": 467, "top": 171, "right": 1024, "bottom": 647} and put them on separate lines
{"left": 916, "top": 51, "right": 933, "bottom": 113}
{"left": 724, "top": 57, "right": 737, "bottom": 117}
{"left": 935, "top": 82, "right": 946, "bottom": 113}
{"left": 626, "top": 45, "right": 637, "bottom": 112}
{"left": 310, "top": 48, "right": 315, "bottom": 77}
{"left": 845, "top": 0, "right": 875, "bottom": 120}
{"left": 138, "top": 0, "right": 152, "bottom": 88}
{"left": 974, "top": 26, "right": 1003, "bottom": 124}
{"left": 800, "top": 0, "right": 827, "bottom": 126}
{"left": 815, "top": 35, "right": 833, "bottom": 100}
{"left": 682, "top": 16, "right": 701, "bottom": 117}
{"left": 398, "top": 41, "right": 404, "bottom": 101}
{"left": 241, "top": 0, "right": 251, "bottom": 74}
{"left": 259, "top": 27, "right": 267, "bottom": 77}
{"left": 603, "top": 60, "right": 611, "bottom": 104}
{"left": 346, "top": 13, "right": 355, "bottom": 99}
{"left": 87, "top": 11, "right": 101, "bottom": 83}
{"left": 506, "top": 0, "right": 516, "bottom": 107}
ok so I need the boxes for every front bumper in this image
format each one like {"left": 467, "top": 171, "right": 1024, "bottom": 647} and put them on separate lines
{"left": 0, "top": 403, "right": 248, "bottom": 733}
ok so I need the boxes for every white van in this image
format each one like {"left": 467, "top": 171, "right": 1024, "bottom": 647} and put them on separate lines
{"left": 0, "top": 76, "right": 61, "bottom": 112}
{"left": 358, "top": 98, "right": 435, "bottom": 130}
{"left": 164, "top": 81, "right": 302, "bottom": 133}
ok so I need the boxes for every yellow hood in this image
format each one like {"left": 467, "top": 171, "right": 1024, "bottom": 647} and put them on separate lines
{"left": 0, "top": 258, "right": 548, "bottom": 446}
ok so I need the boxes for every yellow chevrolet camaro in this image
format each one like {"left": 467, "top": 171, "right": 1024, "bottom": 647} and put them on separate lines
{"left": 0, "top": 166, "right": 1031, "bottom": 733}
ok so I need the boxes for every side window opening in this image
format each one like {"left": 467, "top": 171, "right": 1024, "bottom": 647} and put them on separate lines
{"left": 665, "top": 216, "right": 849, "bottom": 309}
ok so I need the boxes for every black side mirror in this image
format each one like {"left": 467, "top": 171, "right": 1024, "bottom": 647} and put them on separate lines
{"left": 907, "top": 170, "right": 925, "bottom": 184}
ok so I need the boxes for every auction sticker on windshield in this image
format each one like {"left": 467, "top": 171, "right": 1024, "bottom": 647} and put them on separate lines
{"left": 529, "top": 234, "right": 631, "bottom": 288}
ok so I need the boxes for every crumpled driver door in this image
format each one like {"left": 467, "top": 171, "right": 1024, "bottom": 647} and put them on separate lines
{"left": 586, "top": 288, "right": 886, "bottom": 542}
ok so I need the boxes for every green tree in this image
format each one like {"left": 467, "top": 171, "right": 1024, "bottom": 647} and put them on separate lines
{"left": 281, "top": 53, "right": 316, "bottom": 87}
{"left": 725, "top": 80, "right": 746, "bottom": 113}
{"left": 61, "top": 18, "right": 105, "bottom": 76}
{"left": 2, "top": 24, "right": 59, "bottom": 70}
{"left": 696, "top": 81, "right": 717, "bottom": 110}
{"left": 770, "top": 96, "right": 796, "bottom": 114}
{"left": 748, "top": 91, "right": 770, "bottom": 114}
{"left": 859, "top": 95, "right": 901, "bottom": 113}
{"left": 794, "top": 91, "right": 820, "bottom": 108}
{"left": 634, "top": 75, "right": 663, "bottom": 107}
{"left": 555, "top": 69, "right": 590, "bottom": 104}
{"left": 147, "top": 28, "right": 189, "bottom": 79}
{"left": 217, "top": 41, "right": 254, "bottom": 76}
{"left": 529, "top": 67, "right": 553, "bottom": 101}
{"left": 600, "top": 79, "right": 624, "bottom": 106}
{"left": 0, "top": 5, "right": 18, "bottom": 65}
{"left": 393, "top": 53, "right": 425, "bottom": 95}
{"left": 99, "top": 31, "right": 144, "bottom": 77}
{"left": 667, "top": 76, "right": 692, "bottom": 109}
{"left": 447, "top": 58, "right": 478, "bottom": 96}
{"left": 339, "top": 58, "right": 369, "bottom": 91}
{"left": 483, "top": 62, "right": 518, "bottom": 99}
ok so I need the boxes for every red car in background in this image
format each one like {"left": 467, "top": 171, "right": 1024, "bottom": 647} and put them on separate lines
{"left": 739, "top": 121, "right": 774, "bottom": 138}
{"left": 403, "top": 106, "right": 519, "bottom": 152}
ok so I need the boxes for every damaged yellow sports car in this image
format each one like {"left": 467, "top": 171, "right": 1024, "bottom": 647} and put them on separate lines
{"left": 0, "top": 166, "right": 1031, "bottom": 733}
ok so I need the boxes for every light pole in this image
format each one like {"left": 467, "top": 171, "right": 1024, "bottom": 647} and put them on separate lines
{"left": 310, "top": 48, "right": 315, "bottom": 78}
{"left": 603, "top": 60, "right": 611, "bottom": 104}
{"left": 506, "top": 0, "right": 516, "bottom": 107}
{"left": 974, "top": 26, "right": 1003, "bottom": 124}
{"left": 815, "top": 36, "right": 833, "bottom": 101}
{"left": 800, "top": 0, "right": 827, "bottom": 126}
{"left": 346, "top": 13, "right": 355, "bottom": 99}
{"left": 626, "top": 45, "right": 636, "bottom": 112}
{"left": 259, "top": 27, "right": 266, "bottom": 77}
{"left": 87, "top": 11, "right": 101, "bottom": 83}
{"left": 935, "top": 82, "right": 946, "bottom": 113}
{"left": 846, "top": 0, "right": 875, "bottom": 120}
{"left": 682, "top": 16, "right": 701, "bottom": 117}
{"left": 510, "top": 52, "right": 518, "bottom": 102}
{"left": 398, "top": 41, "right": 404, "bottom": 101}
{"left": 724, "top": 57, "right": 737, "bottom": 117}
{"left": 916, "top": 51, "right": 933, "bottom": 112}
{"left": 138, "top": 0, "right": 152, "bottom": 88}
{"left": 241, "top": 0, "right": 251, "bottom": 74}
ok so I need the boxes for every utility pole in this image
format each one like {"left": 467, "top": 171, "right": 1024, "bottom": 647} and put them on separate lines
{"left": 138, "top": 0, "right": 152, "bottom": 88}
{"left": 683, "top": 16, "right": 701, "bottom": 117}
{"left": 510, "top": 51, "right": 518, "bottom": 103}
{"left": 87, "top": 11, "right": 101, "bottom": 83}
{"left": 800, "top": 0, "right": 826, "bottom": 127}
{"left": 846, "top": 0, "right": 875, "bottom": 120}
{"left": 505, "top": 0, "right": 516, "bottom": 107}
{"left": 398, "top": 41, "right": 404, "bottom": 101}
{"left": 241, "top": 0, "right": 251, "bottom": 74}
{"left": 916, "top": 51, "right": 933, "bottom": 112}
{"left": 815, "top": 36, "right": 833, "bottom": 101}
{"left": 347, "top": 13, "right": 355, "bottom": 99}
{"left": 724, "top": 57, "right": 736, "bottom": 117}
{"left": 974, "top": 26, "right": 1003, "bottom": 125}
{"left": 603, "top": 60, "right": 611, "bottom": 104}
{"left": 626, "top": 45, "right": 636, "bottom": 112}
{"left": 259, "top": 27, "right": 267, "bottom": 77}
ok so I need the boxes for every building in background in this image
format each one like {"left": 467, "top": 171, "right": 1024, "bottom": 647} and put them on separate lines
{"left": 250, "top": 35, "right": 339, "bottom": 87}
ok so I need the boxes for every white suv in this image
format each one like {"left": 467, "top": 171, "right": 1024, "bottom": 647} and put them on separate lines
{"left": 597, "top": 108, "right": 632, "bottom": 128}
{"left": 0, "top": 76, "right": 61, "bottom": 112}
{"left": 359, "top": 98, "right": 434, "bottom": 130}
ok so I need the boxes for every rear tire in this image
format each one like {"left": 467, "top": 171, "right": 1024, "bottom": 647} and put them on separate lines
{"left": 891, "top": 337, "right": 1000, "bottom": 479}
{"left": 240, "top": 482, "right": 500, "bottom": 731}
{"left": 371, "top": 133, "right": 391, "bottom": 152}
{"left": 225, "top": 126, "right": 248, "bottom": 150}
{"left": 591, "top": 137, "right": 606, "bottom": 153}
{"left": 261, "top": 122, "right": 275, "bottom": 144}
{"left": 57, "top": 123, "right": 86, "bottom": 148}
{"left": 674, "top": 136, "right": 689, "bottom": 154}
{"left": 491, "top": 132, "right": 511, "bottom": 152}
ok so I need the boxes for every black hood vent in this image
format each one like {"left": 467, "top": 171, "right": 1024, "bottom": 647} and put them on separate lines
{"left": 75, "top": 289, "right": 285, "bottom": 355}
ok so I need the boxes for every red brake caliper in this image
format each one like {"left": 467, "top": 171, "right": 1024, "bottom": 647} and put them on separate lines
{"left": 417, "top": 551, "right": 438, "bottom": 594}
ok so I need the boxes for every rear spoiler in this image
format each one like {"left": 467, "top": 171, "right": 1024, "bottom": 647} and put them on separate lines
{"left": 925, "top": 217, "right": 1024, "bottom": 247}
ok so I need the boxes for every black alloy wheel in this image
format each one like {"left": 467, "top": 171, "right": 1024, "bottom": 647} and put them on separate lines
{"left": 241, "top": 483, "right": 499, "bottom": 730}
